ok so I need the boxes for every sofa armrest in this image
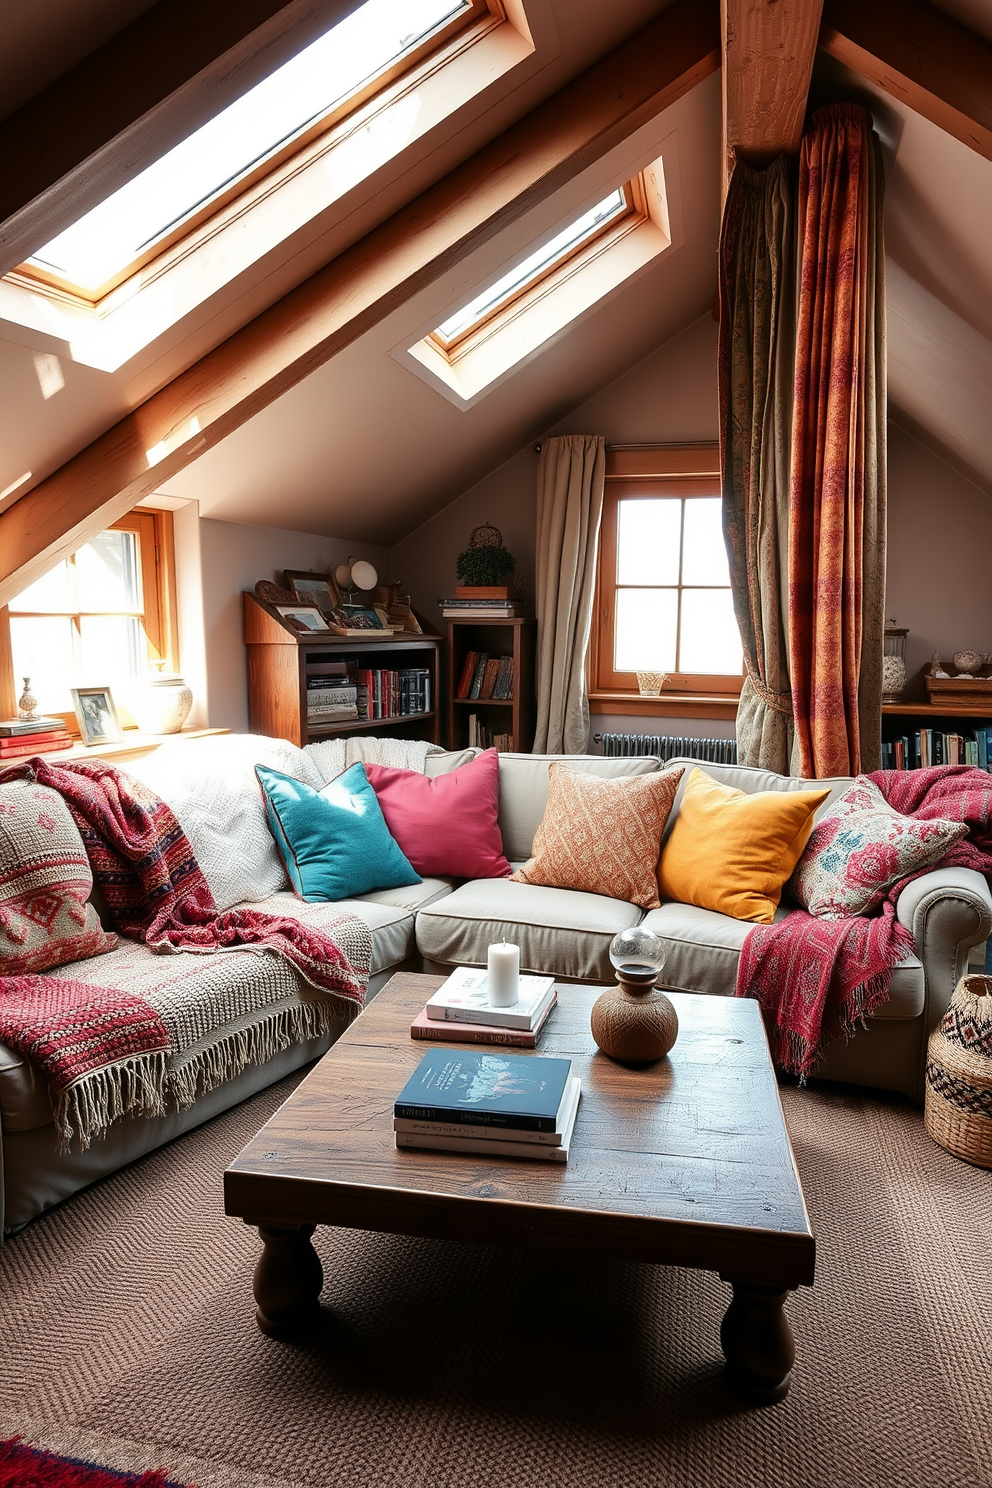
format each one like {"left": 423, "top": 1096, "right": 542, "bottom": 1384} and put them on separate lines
{"left": 895, "top": 866, "right": 992, "bottom": 1031}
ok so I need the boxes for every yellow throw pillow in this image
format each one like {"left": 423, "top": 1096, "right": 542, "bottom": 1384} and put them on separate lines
{"left": 658, "top": 768, "right": 830, "bottom": 923}
{"left": 511, "top": 764, "right": 684, "bottom": 910}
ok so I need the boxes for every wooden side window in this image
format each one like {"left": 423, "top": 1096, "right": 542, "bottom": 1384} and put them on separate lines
{"left": 590, "top": 447, "right": 743, "bottom": 700}
{"left": 0, "top": 508, "right": 177, "bottom": 731}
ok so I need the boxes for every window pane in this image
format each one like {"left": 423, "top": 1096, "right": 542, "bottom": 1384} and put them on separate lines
{"left": 678, "top": 589, "right": 742, "bottom": 674}
{"left": 615, "top": 589, "right": 677, "bottom": 672}
{"left": 681, "top": 498, "right": 730, "bottom": 586}
{"left": 75, "top": 531, "right": 142, "bottom": 611}
{"left": 616, "top": 499, "right": 681, "bottom": 586}
{"left": 435, "top": 189, "right": 627, "bottom": 342}
{"left": 30, "top": 0, "right": 468, "bottom": 291}
{"left": 9, "top": 561, "right": 73, "bottom": 612}
{"left": 9, "top": 617, "right": 76, "bottom": 711}
{"left": 79, "top": 617, "right": 146, "bottom": 691}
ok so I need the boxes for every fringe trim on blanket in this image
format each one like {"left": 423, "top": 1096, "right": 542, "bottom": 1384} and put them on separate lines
{"left": 55, "top": 1051, "right": 170, "bottom": 1154}
{"left": 52, "top": 999, "right": 357, "bottom": 1151}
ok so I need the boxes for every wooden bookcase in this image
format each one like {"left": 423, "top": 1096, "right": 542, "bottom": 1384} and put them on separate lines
{"left": 446, "top": 616, "right": 535, "bottom": 752}
{"left": 881, "top": 700, "right": 992, "bottom": 769}
{"left": 244, "top": 592, "right": 442, "bottom": 747}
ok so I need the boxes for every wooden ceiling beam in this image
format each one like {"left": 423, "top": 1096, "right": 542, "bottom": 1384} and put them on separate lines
{"left": 0, "top": 0, "right": 720, "bottom": 605}
{"left": 0, "top": 0, "right": 363, "bottom": 275}
{"left": 820, "top": 0, "right": 992, "bottom": 163}
{"left": 721, "top": 0, "right": 824, "bottom": 183}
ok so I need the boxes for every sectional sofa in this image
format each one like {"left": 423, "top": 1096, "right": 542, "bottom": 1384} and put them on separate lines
{"left": 1, "top": 732, "right": 988, "bottom": 1237}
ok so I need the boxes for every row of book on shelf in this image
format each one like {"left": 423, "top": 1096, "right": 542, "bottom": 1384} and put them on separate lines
{"left": 306, "top": 660, "right": 431, "bottom": 724}
{"left": 882, "top": 727, "right": 992, "bottom": 771}
{"left": 455, "top": 651, "right": 514, "bottom": 700}
{"left": 440, "top": 598, "right": 523, "bottom": 618}
{"left": 0, "top": 715, "right": 73, "bottom": 758}
{"left": 397, "top": 968, "right": 579, "bottom": 1162}
{"left": 466, "top": 715, "right": 513, "bottom": 751}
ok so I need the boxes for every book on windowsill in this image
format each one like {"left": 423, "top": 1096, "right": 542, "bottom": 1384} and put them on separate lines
{"left": 0, "top": 733, "right": 73, "bottom": 757}
{"left": 394, "top": 1048, "right": 572, "bottom": 1132}
{"left": 0, "top": 717, "right": 66, "bottom": 737}
{"left": 425, "top": 967, "right": 556, "bottom": 1029}
{"left": 410, "top": 992, "right": 556, "bottom": 1048}
{"left": 396, "top": 1077, "right": 581, "bottom": 1161}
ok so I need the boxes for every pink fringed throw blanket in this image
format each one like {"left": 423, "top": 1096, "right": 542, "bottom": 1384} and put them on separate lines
{"left": 0, "top": 757, "right": 370, "bottom": 1146}
{"left": 737, "top": 766, "right": 992, "bottom": 1075}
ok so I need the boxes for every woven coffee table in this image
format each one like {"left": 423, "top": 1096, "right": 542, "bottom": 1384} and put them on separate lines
{"left": 224, "top": 971, "right": 815, "bottom": 1402}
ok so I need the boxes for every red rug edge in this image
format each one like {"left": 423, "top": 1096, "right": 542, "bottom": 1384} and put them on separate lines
{"left": 0, "top": 1437, "right": 192, "bottom": 1488}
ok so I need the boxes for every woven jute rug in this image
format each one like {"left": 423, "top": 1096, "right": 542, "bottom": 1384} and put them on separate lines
{"left": 1, "top": 1073, "right": 989, "bottom": 1488}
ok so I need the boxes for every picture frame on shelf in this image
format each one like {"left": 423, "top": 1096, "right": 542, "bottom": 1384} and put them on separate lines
{"left": 283, "top": 570, "right": 341, "bottom": 616}
{"left": 340, "top": 605, "right": 385, "bottom": 630}
{"left": 276, "top": 604, "right": 331, "bottom": 634}
{"left": 71, "top": 686, "right": 123, "bottom": 746}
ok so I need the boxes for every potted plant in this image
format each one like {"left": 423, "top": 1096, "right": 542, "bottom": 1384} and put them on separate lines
{"left": 456, "top": 523, "right": 518, "bottom": 598}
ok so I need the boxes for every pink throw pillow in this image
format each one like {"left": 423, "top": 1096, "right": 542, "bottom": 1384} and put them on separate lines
{"left": 363, "top": 749, "right": 511, "bottom": 879}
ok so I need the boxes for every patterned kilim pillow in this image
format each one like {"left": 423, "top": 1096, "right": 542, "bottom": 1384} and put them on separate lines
{"left": 511, "top": 764, "right": 684, "bottom": 909}
{"left": 0, "top": 781, "right": 118, "bottom": 975}
{"left": 793, "top": 776, "right": 968, "bottom": 919}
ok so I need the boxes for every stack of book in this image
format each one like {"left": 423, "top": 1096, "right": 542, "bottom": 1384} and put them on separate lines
{"left": 394, "top": 1047, "right": 581, "bottom": 1163}
{"left": 455, "top": 652, "right": 514, "bottom": 701}
{"left": 0, "top": 717, "right": 73, "bottom": 758}
{"left": 306, "top": 663, "right": 358, "bottom": 723}
{"left": 439, "top": 598, "right": 523, "bottom": 619}
{"left": 412, "top": 967, "right": 557, "bottom": 1047}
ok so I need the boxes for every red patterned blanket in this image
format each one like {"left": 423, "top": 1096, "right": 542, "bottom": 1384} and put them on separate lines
{"left": 736, "top": 767, "right": 992, "bottom": 1075}
{"left": 0, "top": 757, "right": 370, "bottom": 1147}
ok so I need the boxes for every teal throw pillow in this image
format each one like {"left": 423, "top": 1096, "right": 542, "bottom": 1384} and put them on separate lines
{"left": 255, "top": 762, "right": 420, "bottom": 902}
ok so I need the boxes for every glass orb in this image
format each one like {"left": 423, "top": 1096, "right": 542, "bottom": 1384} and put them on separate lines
{"left": 609, "top": 926, "right": 666, "bottom": 978}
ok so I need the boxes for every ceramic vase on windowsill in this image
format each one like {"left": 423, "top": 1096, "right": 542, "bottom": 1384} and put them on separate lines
{"left": 129, "top": 664, "right": 193, "bottom": 735}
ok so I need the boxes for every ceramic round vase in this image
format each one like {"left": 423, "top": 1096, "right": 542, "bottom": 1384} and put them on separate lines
{"left": 130, "top": 671, "right": 193, "bottom": 734}
{"left": 591, "top": 926, "right": 678, "bottom": 1063}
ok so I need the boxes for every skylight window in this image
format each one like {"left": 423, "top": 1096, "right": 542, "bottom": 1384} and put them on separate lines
{"left": 26, "top": 0, "right": 471, "bottom": 296}
{"left": 432, "top": 187, "right": 629, "bottom": 347}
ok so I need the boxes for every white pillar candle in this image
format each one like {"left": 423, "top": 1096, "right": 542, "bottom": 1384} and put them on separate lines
{"left": 487, "top": 941, "right": 520, "bottom": 1006}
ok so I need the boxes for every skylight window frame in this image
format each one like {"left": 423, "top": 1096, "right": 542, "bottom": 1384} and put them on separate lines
{"left": 10, "top": 0, "right": 500, "bottom": 309}
{"left": 427, "top": 175, "right": 647, "bottom": 360}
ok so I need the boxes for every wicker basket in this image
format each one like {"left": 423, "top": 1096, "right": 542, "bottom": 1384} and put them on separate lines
{"left": 924, "top": 974, "right": 992, "bottom": 1168}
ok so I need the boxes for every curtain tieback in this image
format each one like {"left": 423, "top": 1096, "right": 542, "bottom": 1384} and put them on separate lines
{"left": 744, "top": 661, "right": 792, "bottom": 716}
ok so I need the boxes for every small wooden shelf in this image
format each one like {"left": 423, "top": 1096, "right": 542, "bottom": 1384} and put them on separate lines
{"left": 446, "top": 617, "right": 535, "bottom": 751}
{"left": 244, "top": 593, "right": 442, "bottom": 746}
{"left": 883, "top": 701, "right": 992, "bottom": 718}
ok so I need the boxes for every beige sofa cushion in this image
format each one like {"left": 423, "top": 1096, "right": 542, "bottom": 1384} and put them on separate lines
{"left": 415, "top": 877, "right": 642, "bottom": 982}
{"left": 639, "top": 901, "right": 925, "bottom": 1019}
{"left": 496, "top": 753, "right": 662, "bottom": 862}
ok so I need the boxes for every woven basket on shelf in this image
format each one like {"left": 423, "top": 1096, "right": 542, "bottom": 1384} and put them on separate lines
{"left": 924, "top": 974, "right": 992, "bottom": 1168}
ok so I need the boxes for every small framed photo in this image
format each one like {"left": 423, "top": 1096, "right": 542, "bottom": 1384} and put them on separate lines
{"left": 339, "top": 605, "right": 384, "bottom": 630}
{"left": 72, "top": 686, "right": 123, "bottom": 746}
{"left": 283, "top": 570, "right": 341, "bottom": 616}
{"left": 275, "top": 604, "right": 331, "bottom": 634}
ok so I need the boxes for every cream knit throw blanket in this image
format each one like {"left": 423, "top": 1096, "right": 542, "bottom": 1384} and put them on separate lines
{"left": 305, "top": 736, "right": 443, "bottom": 785}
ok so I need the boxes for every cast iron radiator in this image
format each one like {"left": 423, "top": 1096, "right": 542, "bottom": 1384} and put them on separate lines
{"left": 595, "top": 733, "right": 738, "bottom": 764}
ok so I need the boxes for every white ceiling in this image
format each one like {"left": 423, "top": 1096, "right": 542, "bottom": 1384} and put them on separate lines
{"left": 1, "top": 0, "right": 991, "bottom": 552}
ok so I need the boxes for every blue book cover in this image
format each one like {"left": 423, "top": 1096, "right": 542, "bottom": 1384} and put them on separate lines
{"left": 395, "top": 1049, "right": 572, "bottom": 1132}
{"left": 980, "top": 728, "right": 990, "bottom": 772}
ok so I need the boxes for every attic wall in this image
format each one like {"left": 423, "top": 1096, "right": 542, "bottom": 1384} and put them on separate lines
{"left": 884, "top": 422, "right": 992, "bottom": 683}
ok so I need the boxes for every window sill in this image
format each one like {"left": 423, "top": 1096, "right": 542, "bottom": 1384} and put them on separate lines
{"left": 55, "top": 726, "right": 231, "bottom": 763}
{"left": 588, "top": 692, "right": 740, "bottom": 721}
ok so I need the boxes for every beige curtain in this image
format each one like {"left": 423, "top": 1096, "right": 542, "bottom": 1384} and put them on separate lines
{"left": 532, "top": 434, "right": 606, "bottom": 754}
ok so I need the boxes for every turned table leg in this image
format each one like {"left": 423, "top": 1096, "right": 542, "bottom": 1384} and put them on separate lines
{"left": 252, "top": 1224, "right": 323, "bottom": 1338}
{"left": 719, "top": 1276, "right": 796, "bottom": 1403}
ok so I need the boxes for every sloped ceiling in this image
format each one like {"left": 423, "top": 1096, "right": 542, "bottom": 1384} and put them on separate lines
{"left": 2, "top": 0, "right": 991, "bottom": 561}
{"left": 0, "top": 0, "right": 159, "bottom": 121}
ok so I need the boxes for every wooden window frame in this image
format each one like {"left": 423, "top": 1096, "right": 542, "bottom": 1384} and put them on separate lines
{"left": 10, "top": 0, "right": 498, "bottom": 307}
{"left": 588, "top": 445, "right": 742, "bottom": 714}
{"left": 0, "top": 507, "right": 178, "bottom": 735}
{"left": 427, "top": 175, "right": 646, "bottom": 359}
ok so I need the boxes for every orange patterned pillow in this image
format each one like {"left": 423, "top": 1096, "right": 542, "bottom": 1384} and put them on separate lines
{"left": 511, "top": 764, "right": 684, "bottom": 909}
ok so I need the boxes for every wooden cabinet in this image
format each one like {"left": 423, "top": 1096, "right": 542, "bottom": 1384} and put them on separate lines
{"left": 446, "top": 617, "right": 535, "bottom": 753}
{"left": 244, "top": 593, "right": 442, "bottom": 747}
